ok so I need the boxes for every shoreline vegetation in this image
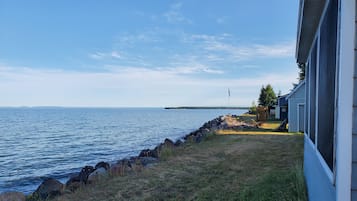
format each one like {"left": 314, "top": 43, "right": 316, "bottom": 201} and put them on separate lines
{"left": 0, "top": 114, "right": 307, "bottom": 201}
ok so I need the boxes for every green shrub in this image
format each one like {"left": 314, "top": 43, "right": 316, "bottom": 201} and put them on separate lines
{"left": 249, "top": 101, "right": 257, "bottom": 114}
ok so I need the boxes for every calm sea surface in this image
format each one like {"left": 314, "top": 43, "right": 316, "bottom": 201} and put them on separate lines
{"left": 0, "top": 107, "right": 246, "bottom": 194}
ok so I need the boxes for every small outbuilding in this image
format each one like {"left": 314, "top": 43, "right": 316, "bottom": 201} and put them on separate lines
{"left": 275, "top": 94, "right": 288, "bottom": 120}
{"left": 286, "top": 80, "right": 305, "bottom": 132}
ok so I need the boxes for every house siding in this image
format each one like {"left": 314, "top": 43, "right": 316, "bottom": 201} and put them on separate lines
{"left": 287, "top": 82, "right": 305, "bottom": 132}
{"left": 352, "top": 7, "right": 357, "bottom": 199}
{"left": 299, "top": 0, "right": 355, "bottom": 200}
{"left": 304, "top": 138, "right": 336, "bottom": 201}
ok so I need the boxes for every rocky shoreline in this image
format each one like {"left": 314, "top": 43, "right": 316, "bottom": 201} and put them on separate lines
{"left": 0, "top": 115, "right": 257, "bottom": 201}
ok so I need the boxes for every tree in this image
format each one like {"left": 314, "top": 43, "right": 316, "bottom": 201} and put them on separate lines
{"left": 249, "top": 101, "right": 257, "bottom": 114}
{"left": 298, "top": 63, "right": 305, "bottom": 80}
{"left": 258, "top": 84, "right": 277, "bottom": 107}
{"left": 258, "top": 85, "right": 267, "bottom": 106}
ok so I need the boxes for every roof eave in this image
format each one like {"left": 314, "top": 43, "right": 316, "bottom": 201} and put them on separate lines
{"left": 296, "top": 0, "right": 328, "bottom": 63}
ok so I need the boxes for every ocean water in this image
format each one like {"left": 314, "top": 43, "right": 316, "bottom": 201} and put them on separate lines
{"left": 0, "top": 107, "right": 246, "bottom": 194}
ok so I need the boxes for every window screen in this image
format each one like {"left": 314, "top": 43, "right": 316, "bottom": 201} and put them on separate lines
{"left": 309, "top": 42, "right": 317, "bottom": 143}
{"left": 316, "top": 0, "right": 338, "bottom": 171}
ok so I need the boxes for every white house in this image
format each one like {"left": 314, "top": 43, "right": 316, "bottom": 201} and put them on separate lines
{"left": 286, "top": 81, "right": 305, "bottom": 132}
{"left": 296, "top": 0, "right": 355, "bottom": 200}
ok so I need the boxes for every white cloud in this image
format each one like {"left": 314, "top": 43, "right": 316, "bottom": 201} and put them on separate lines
{"left": 0, "top": 65, "right": 297, "bottom": 107}
{"left": 163, "top": 65, "right": 224, "bottom": 75}
{"left": 89, "top": 52, "right": 106, "bottom": 60}
{"left": 110, "top": 51, "right": 121, "bottom": 59}
{"left": 163, "top": 2, "right": 192, "bottom": 24}
{"left": 89, "top": 51, "right": 122, "bottom": 60}
{"left": 189, "top": 34, "right": 230, "bottom": 42}
{"left": 206, "top": 42, "right": 295, "bottom": 59}
{"left": 189, "top": 34, "right": 295, "bottom": 60}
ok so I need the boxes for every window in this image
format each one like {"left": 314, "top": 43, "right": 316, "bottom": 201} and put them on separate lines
{"left": 305, "top": 62, "right": 309, "bottom": 134}
{"left": 305, "top": 0, "right": 338, "bottom": 172}
{"left": 309, "top": 42, "right": 317, "bottom": 143}
{"left": 316, "top": 0, "right": 338, "bottom": 171}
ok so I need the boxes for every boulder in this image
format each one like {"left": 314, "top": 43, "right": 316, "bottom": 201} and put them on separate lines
{"left": 33, "top": 178, "right": 64, "bottom": 200}
{"left": 199, "top": 127, "right": 210, "bottom": 134}
{"left": 163, "top": 138, "right": 175, "bottom": 148}
{"left": 194, "top": 134, "right": 203, "bottom": 143}
{"left": 87, "top": 167, "right": 108, "bottom": 183}
{"left": 95, "top": 161, "right": 110, "bottom": 171}
{"left": 65, "top": 180, "right": 81, "bottom": 192}
{"left": 138, "top": 157, "right": 158, "bottom": 167}
{"left": 184, "top": 132, "right": 204, "bottom": 143}
{"left": 153, "top": 145, "right": 162, "bottom": 157}
{"left": 139, "top": 149, "right": 150, "bottom": 157}
{"left": 183, "top": 133, "right": 194, "bottom": 140}
{"left": 0, "top": 192, "right": 25, "bottom": 201}
{"left": 185, "top": 134, "right": 195, "bottom": 143}
{"left": 79, "top": 166, "right": 94, "bottom": 184}
{"left": 128, "top": 157, "right": 144, "bottom": 172}
{"left": 110, "top": 163, "right": 125, "bottom": 176}
{"left": 139, "top": 149, "right": 159, "bottom": 158}
{"left": 65, "top": 172, "right": 82, "bottom": 192}
{"left": 174, "top": 139, "right": 183, "bottom": 146}
{"left": 66, "top": 172, "right": 80, "bottom": 183}
{"left": 110, "top": 160, "right": 132, "bottom": 176}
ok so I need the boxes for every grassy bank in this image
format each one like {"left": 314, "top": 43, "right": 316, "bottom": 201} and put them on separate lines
{"left": 53, "top": 120, "right": 306, "bottom": 201}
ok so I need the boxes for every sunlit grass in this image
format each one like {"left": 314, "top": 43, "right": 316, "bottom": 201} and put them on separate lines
{"left": 53, "top": 133, "right": 306, "bottom": 201}
{"left": 216, "top": 129, "right": 291, "bottom": 135}
{"left": 51, "top": 114, "right": 306, "bottom": 201}
{"left": 260, "top": 121, "right": 281, "bottom": 130}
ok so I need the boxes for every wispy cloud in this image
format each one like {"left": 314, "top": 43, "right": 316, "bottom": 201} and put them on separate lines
{"left": 163, "top": 2, "right": 192, "bottom": 24}
{"left": 117, "top": 33, "right": 159, "bottom": 44}
{"left": 206, "top": 42, "right": 295, "bottom": 59}
{"left": 162, "top": 65, "right": 224, "bottom": 75}
{"left": 89, "top": 51, "right": 122, "bottom": 60}
{"left": 106, "top": 61, "right": 224, "bottom": 75}
{"left": 189, "top": 34, "right": 295, "bottom": 60}
{"left": 0, "top": 64, "right": 297, "bottom": 107}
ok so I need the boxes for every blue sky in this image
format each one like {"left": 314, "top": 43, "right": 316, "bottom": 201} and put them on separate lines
{"left": 0, "top": 0, "right": 299, "bottom": 107}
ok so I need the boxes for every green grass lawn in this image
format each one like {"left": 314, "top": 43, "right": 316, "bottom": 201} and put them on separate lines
{"left": 53, "top": 131, "right": 306, "bottom": 201}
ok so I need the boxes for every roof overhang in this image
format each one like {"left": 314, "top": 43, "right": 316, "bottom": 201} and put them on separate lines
{"left": 296, "top": 0, "right": 328, "bottom": 63}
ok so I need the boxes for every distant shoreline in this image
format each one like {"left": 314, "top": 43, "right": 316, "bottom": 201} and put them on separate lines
{"left": 164, "top": 106, "right": 250, "bottom": 110}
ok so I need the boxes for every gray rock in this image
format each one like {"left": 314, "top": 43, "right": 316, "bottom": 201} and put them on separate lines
{"left": 163, "top": 138, "right": 175, "bottom": 147}
{"left": 95, "top": 161, "right": 110, "bottom": 170}
{"left": 174, "top": 139, "right": 183, "bottom": 146}
{"left": 0, "top": 192, "right": 25, "bottom": 201}
{"left": 195, "top": 134, "right": 203, "bottom": 143}
{"left": 65, "top": 180, "right": 81, "bottom": 192}
{"left": 110, "top": 163, "right": 125, "bottom": 176}
{"left": 33, "top": 178, "right": 64, "bottom": 200}
{"left": 138, "top": 157, "right": 159, "bottom": 167}
{"left": 139, "top": 149, "right": 159, "bottom": 158}
{"left": 87, "top": 167, "right": 108, "bottom": 183}
{"left": 79, "top": 166, "right": 94, "bottom": 184}
{"left": 110, "top": 160, "right": 132, "bottom": 176}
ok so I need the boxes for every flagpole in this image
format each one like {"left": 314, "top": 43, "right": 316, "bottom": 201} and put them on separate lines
{"left": 228, "top": 88, "right": 230, "bottom": 107}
